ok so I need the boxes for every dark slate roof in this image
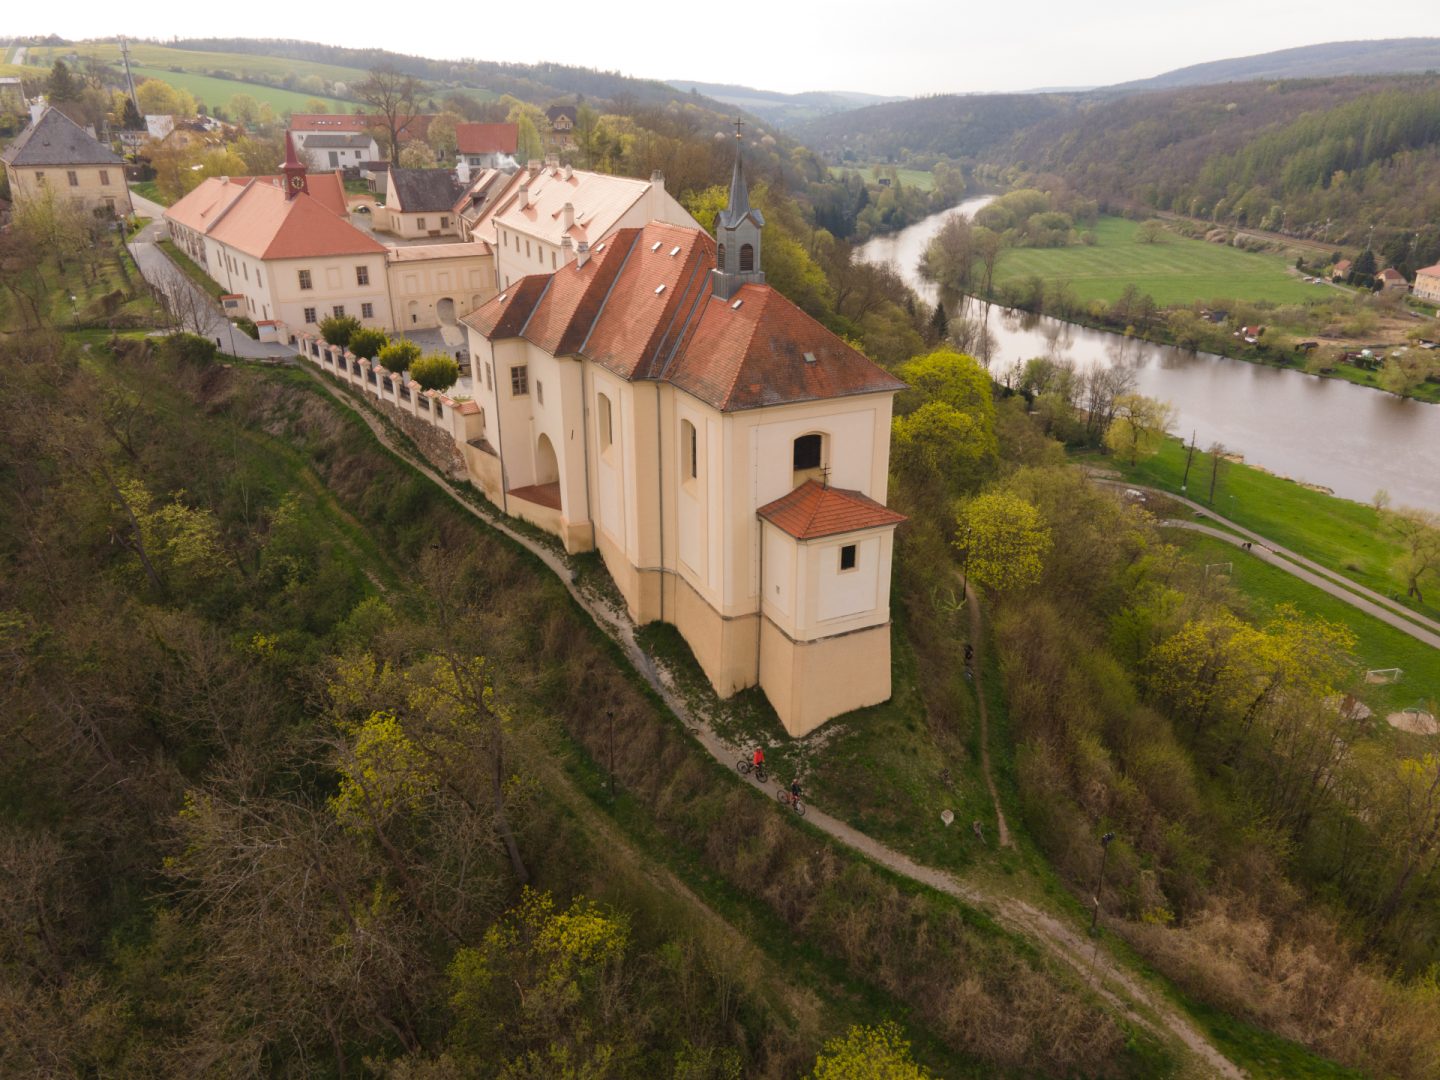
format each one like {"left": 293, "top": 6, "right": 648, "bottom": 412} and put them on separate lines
{"left": 387, "top": 167, "right": 462, "bottom": 213}
{"left": 2, "top": 107, "right": 125, "bottom": 167}
{"left": 717, "top": 144, "right": 763, "bottom": 230}
{"left": 546, "top": 105, "right": 577, "bottom": 123}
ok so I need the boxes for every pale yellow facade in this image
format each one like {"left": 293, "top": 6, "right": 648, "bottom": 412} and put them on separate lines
{"left": 6, "top": 162, "right": 132, "bottom": 217}
{"left": 386, "top": 244, "right": 496, "bottom": 332}
{"left": 380, "top": 207, "right": 460, "bottom": 240}
{"left": 463, "top": 322, "right": 898, "bottom": 735}
{"left": 1414, "top": 268, "right": 1440, "bottom": 304}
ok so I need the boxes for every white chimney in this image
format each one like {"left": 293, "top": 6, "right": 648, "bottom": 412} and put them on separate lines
{"left": 544, "top": 154, "right": 559, "bottom": 170}
{"left": 562, "top": 164, "right": 573, "bottom": 181}
{"left": 561, "top": 202, "right": 574, "bottom": 230}
{"left": 575, "top": 240, "right": 590, "bottom": 268}
{"left": 518, "top": 183, "right": 529, "bottom": 209}
{"left": 650, "top": 169, "right": 665, "bottom": 194}
{"left": 527, "top": 158, "right": 541, "bottom": 174}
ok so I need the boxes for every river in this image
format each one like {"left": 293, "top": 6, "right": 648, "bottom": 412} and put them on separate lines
{"left": 857, "top": 197, "right": 1440, "bottom": 512}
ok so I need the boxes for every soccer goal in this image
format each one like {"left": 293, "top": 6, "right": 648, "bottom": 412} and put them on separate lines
{"left": 1365, "top": 668, "right": 1404, "bottom": 684}
{"left": 1204, "top": 562, "right": 1232, "bottom": 578}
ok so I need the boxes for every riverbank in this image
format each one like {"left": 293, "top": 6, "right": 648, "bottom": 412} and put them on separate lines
{"left": 1072, "top": 436, "right": 1440, "bottom": 624}
{"left": 971, "top": 290, "right": 1440, "bottom": 405}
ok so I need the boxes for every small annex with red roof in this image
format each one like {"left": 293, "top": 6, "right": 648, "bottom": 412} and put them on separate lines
{"left": 460, "top": 140, "right": 907, "bottom": 736}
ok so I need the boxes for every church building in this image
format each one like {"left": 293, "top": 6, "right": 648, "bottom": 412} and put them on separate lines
{"left": 461, "top": 135, "right": 906, "bottom": 735}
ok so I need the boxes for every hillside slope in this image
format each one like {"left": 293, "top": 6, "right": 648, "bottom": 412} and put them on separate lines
{"left": 1117, "top": 37, "right": 1440, "bottom": 90}
{"left": 666, "top": 79, "right": 903, "bottom": 127}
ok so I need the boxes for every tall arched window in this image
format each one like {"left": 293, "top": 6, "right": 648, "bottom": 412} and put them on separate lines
{"left": 739, "top": 243, "right": 754, "bottom": 272}
{"left": 681, "top": 419, "right": 698, "bottom": 480}
{"left": 793, "top": 432, "right": 825, "bottom": 486}
{"left": 597, "top": 392, "right": 613, "bottom": 450}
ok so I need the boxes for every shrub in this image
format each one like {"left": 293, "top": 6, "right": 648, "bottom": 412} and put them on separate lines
{"left": 348, "top": 327, "right": 388, "bottom": 360}
{"left": 377, "top": 340, "right": 422, "bottom": 372}
{"left": 234, "top": 316, "right": 259, "bottom": 339}
{"left": 408, "top": 353, "right": 460, "bottom": 392}
{"left": 318, "top": 314, "right": 362, "bottom": 348}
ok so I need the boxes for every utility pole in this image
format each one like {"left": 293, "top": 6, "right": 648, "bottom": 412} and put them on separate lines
{"left": 119, "top": 36, "right": 140, "bottom": 118}
{"left": 1181, "top": 430, "right": 1197, "bottom": 493}
{"left": 1090, "top": 831, "right": 1115, "bottom": 935}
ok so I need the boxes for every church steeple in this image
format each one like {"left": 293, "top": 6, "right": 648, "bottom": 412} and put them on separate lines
{"left": 711, "top": 118, "right": 765, "bottom": 301}
{"left": 281, "top": 131, "right": 308, "bottom": 200}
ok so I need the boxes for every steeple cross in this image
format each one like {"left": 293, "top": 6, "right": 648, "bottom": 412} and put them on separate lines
{"left": 732, "top": 116, "right": 746, "bottom": 141}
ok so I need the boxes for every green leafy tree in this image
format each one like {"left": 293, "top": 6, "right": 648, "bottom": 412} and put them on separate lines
{"left": 809, "top": 1021, "right": 933, "bottom": 1079}
{"left": 347, "top": 328, "right": 388, "bottom": 360}
{"left": 955, "top": 489, "right": 1052, "bottom": 593}
{"left": 319, "top": 314, "right": 362, "bottom": 348}
{"left": 892, "top": 402, "right": 997, "bottom": 500}
{"left": 226, "top": 93, "right": 260, "bottom": 126}
{"left": 427, "top": 111, "right": 463, "bottom": 159}
{"left": 377, "top": 339, "right": 421, "bottom": 372}
{"left": 409, "top": 353, "right": 460, "bottom": 392}
{"left": 1103, "top": 393, "right": 1176, "bottom": 466}
{"left": 46, "top": 60, "right": 81, "bottom": 104}
{"left": 896, "top": 348, "right": 996, "bottom": 419}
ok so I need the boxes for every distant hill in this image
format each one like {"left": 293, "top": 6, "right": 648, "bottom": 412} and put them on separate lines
{"left": 1116, "top": 38, "right": 1440, "bottom": 91}
{"left": 666, "top": 79, "right": 902, "bottom": 128}
{"left": 791, "top": 92, "right": 1077, "bottom": 162}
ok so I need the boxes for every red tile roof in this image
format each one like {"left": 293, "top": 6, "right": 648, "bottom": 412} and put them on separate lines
{"left": 463, "top": 220, "right": 905, "bottom": 413}
{"left": 290, "top": 114, "right": 434, "bottom": 141}
{"left": 758, "top": 481, "right": 906, "bottom": 539}
{"left": 165, "top": 175, "right": 383, "bottom": 261}
{"left": 457, "top": 122, "right": 518, "bottom": 155}
{"left": 1417, "top": 263, "right": 1440, "bottom": 276}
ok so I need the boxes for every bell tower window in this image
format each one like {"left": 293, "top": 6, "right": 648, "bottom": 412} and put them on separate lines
{"left": 739, "top": 244, "right": 754, "bottom": 272}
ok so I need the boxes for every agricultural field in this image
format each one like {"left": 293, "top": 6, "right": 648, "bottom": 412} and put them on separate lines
{"left": 995, "top": 216, "right": 1325, "bottom": 306}
{"left": 127, "top": 65, "right": 357, "bottom": 115}
{"left": 830, "top": 164, "right": 936, "bottom": 191}
{"left": 25, "top": 42, "right": 372, "bottom": 88}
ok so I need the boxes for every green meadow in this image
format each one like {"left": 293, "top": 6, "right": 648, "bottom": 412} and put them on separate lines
{"left": 995, "top": 216, "right": 1323, "bottom": 306}
{"left": 127, "top": 66, "right": 357, "bottom": 115}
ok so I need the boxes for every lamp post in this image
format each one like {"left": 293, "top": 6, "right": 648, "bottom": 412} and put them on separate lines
{"left": 1090, "top": 831, "right": 1115, "bottom": 936}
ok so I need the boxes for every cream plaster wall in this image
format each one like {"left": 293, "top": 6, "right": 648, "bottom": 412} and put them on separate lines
{"left": 7, "top": 163, "right": 131, "bottom": 216}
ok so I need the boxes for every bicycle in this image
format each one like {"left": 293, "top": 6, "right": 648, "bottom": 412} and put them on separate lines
{"left": 736, "top": 757, "right": 768, "bottom": 784}
{"left": 776, "top": 789, "right": 806, "bottom": 816}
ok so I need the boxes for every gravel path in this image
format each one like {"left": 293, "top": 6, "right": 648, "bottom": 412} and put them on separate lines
{"left": 297, "top": 365, "right": 1245, "bottom": 1078}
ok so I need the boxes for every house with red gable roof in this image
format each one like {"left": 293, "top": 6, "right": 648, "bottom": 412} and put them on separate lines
{"left": 164, "top": 134, "right": 498, "bottom": 337}
{"left": 454, "top": 122, "right": 518, "bottom": 181}
{"left": 461, "top": 139, "right": 906, "bottom": 735}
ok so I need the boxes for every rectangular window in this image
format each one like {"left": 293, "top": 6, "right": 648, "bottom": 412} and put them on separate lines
{"left": 67, "top": 170, "right": 78, "bottom": 186}
{"left": 525, "top": 240, "right": 531, "bottom": 258}
{"left": 298, "top": 269, "right": 312, "bottom": 290}
{"left": 440, "top": 216, "right": 449, "bottom": 228}
{"left": 243, "top": 264, "right": 249, "bottom": 280}
{"left": 417, "top": 217, "right": 426, "bottom": 230}
{"left": 257, "top": 269, "right": 263, "bottom": 287}
{"left": 35, "top": 171, "right": 44, "bottom": 183}
{"left": 99, "top": 170, "right": 109, "bottom": 185}
{"left": 356, "top": 266, "right": 369, "bottom": 286}
{"left": 551, "top": 251, "right": 557, "bottom": 269}
{"left": 303, "top": 306, "right": 317, "bottom": 323}
{"left": 361, "top": 302, "right": 374, "bottom": 319}
{"left": 840, "top": 544, "right": 858, "bottom": 572}
{"left": 485, "top": 363, "right": 493, "bottom": 391}
{"left": 332, "top": 305, "right": 345, "bottom": 318}
{"left": 536, "top": 380, "right": 544, "bottom": 405}
{"left": 510, "top": 365, "right": 528, "bottom": 396}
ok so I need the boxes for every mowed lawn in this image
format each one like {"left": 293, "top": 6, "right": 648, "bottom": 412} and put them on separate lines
{"left": 994, "top": 216, "right": 1321, "bottom": 306}
{"left": 127, "top": 66, "right": 358, "bottom": 115}
{"left": 829, "top": 165, "right": 936, "bottom": 191}
{"left": 28, "top": 43, "right": 371, "bottom": 87}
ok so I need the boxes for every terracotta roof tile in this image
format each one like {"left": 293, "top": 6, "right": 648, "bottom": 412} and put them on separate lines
{"left": 165, "top": 175, "right": 383, "bottom": 260}
{"left": 463, "top": 274, "right": 550, "bottom": 339}
{"left": 456, "top": 122, "right": 518, "bottom": 155}
{"left": 758, "top": 481, "right": 906, "bottom": 539}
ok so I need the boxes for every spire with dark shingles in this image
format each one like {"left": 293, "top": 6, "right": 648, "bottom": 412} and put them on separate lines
{"left": 718, "top": 118, "right": 761, "bottom": 230}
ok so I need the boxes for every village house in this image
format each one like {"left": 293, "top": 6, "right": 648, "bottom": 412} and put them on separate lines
{"left": 1378, "top": 267, "right": 1410, "bottom": 293}
{"left": 1413, "top": 263, "right": 1440, "bottom": 304}
{"left": 546, "top": 104, "right": 577, "bottom": 133}
{"left": 458, "top": 142, "right": 906, "bottom": 735}
{"left": 469, "top": 158, "right": 700, "bottom": 290}
{"left": 379, "top": 167, "right": 463, "bottom": 239}
{"left": 1, "top": 106, "right": 132, "bottom": 217}
{"left": 165, "top": 135, "right": 494, "bottom": 337}
{"left": 453, "top": 167, "right": 518, "bottom": 241}
{"left": 455, "top": 122, "right": 517, "bottom": 181}
{"left": 301, "top": 132, "right": 381, "bottom": 172}
{"left": 1331, "top": 258, "right": 1352, "bottom": 281}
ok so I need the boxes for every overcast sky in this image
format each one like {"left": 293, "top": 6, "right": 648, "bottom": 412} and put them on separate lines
{"left": 5, "top": 3, "right": 1437, "bottom": 96}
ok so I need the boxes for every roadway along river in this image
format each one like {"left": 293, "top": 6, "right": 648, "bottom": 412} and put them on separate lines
{"left": 857, "top": 197, "right": 1440, "bottom": 512}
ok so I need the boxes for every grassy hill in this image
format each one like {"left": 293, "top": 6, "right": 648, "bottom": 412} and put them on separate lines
{"left": 993, "top": 216, "right": 1321, "bottom": 306}
{"left": 667, "top": 79, "right": 902, "bottom": 128}
{"left": 125, "top": 64, "right": 357, "bottom": 114}
{"left": 1117, "top": 37, "right": 1440, "bottom": 91}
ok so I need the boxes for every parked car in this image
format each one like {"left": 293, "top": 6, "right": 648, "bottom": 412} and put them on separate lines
{"left": 353, "top": 204, "right": 372, "bottom": 214}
